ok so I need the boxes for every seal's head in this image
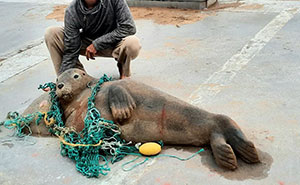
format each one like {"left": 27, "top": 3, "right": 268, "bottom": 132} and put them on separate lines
{"left": 56, "top": 68, "right": 94, "bottom": 102}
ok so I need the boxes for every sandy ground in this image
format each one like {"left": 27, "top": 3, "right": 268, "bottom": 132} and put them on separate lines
{"left": 238, "top": 3, "right": 264, "bottom": 10}
{"left": 46, "top": 2, "right": 250, "bottom": 25}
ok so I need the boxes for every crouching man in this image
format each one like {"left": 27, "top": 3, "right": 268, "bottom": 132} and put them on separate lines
{"left": 45, "top": 0, "right": 141, "bottom": 79}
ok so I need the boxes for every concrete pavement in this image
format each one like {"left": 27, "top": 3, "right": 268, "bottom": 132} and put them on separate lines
{"left": 0, "top": 1, "right": 62, "bottom": 57}
{"left": 1, "top": 0, "right": 300, "bottom": 184}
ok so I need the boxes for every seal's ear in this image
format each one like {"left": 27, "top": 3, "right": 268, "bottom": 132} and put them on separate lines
{"left": 108, "top": 85, "right": 136, "bottom": 122}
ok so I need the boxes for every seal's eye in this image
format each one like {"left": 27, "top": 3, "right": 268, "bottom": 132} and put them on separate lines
{"left": 74, "top": 74, "right": 79, "bottom": 79}
{"left": 82, "top": 73, "right": 86, "bottom": 76}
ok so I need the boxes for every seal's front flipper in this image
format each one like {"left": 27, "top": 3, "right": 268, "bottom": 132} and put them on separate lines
{"left": 108, "top": 85, "right": 136, "bottom": 122}
{"left": 210, "top": 132, "right": 238, "bottom": 170}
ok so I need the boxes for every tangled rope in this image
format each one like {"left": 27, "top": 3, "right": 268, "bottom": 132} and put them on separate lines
{"left": 1, "top": 74, "right": 204, "bottom": 178}
{"left": 2, "top": 75, "right": 138, "bottom": 177}
{"left": 56, "top": 75, "right": 139, "bottom": 177}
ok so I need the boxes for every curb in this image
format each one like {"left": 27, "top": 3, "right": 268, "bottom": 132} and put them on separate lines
{"left": 0, "top": 39, "right": 48, "bottom": 83}
{"left": 126, "top": 0, "right": 217, "bottom": 9}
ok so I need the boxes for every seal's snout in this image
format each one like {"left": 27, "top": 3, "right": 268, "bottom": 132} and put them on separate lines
{"left": 57, "top": 83, "right": 64, "bottom": 89}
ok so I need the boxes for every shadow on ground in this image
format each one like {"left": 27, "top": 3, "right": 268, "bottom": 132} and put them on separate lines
{"left": 163, "top": 145, "right": 272, "bottom": 181}
{"left": 199, "top": 147, "right": 273, "bottom": 180}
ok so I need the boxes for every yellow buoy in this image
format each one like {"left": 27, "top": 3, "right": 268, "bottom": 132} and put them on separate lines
{"left": 139, "top": 142, "right": 162, "bottom": 156}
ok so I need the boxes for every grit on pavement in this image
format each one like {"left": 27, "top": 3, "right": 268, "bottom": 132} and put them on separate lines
{"left": 0, "top": 0, "right": 300, "bottom": 184}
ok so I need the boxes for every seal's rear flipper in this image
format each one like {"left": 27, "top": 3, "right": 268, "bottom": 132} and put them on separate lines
{"left": 108, "top": 85, "right": 136, "bottom": 122}
{"left": 226, "top": 130, "right": 260, "bottom": 164}
{"left": 210, "top": 133, "right": 238, "bottom": 170}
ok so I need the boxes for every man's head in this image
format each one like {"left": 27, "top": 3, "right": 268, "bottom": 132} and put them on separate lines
{"left": 84, "top": 0, "right": 99, "bottom": 9}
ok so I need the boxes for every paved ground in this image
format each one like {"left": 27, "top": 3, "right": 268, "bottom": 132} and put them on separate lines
{"left": 0, "top": 0, "right": 300, "bottom": 184}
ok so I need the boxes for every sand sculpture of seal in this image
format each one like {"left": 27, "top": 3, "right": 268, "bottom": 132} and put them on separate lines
{"left": 23, "top": 68, "right": 260, "bottom": 170}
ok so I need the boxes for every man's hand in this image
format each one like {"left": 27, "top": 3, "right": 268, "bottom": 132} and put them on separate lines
{"left": 85, "top": 44, "right": 97, "bottom": 61}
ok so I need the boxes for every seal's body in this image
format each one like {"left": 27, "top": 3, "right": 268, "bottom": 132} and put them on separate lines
{"left": 23, "top": 69, "right": 260, "bottom": 170}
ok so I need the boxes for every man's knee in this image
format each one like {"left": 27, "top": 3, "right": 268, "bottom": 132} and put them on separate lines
{"left": 44, "top": 26, "right": 63, "bottom": 45}
{"left": 123, "top": 35, "right": 142, "bottom": 59}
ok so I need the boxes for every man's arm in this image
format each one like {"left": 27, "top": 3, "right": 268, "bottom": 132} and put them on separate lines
{"left": 59, "top": 10, "right": 81, "bottom": 74}
{"left": 92, "top": 0, "right": 136, "bottom": 51}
